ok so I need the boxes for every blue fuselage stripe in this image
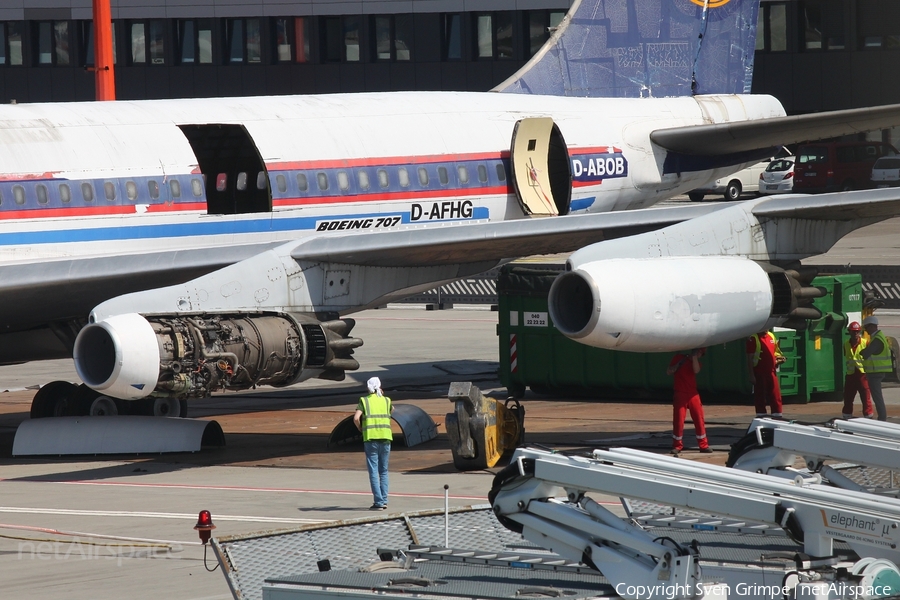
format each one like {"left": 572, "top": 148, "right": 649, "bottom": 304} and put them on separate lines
{"left": 0, "top": 207, "right": 493, "bottom": 246}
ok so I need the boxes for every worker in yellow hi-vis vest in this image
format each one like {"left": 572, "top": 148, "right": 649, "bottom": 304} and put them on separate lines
{"left": 842, "top": 321, "right": 874, "bottom": 419}
{"left": 354, "top": 377, "right": 393, "bottom": 510}
{"left": 861, "top": 316, "right": 891, "bottom": 421}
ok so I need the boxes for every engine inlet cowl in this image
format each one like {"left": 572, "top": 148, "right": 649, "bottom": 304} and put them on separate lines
{"left": 74, "top": 312, "right": 362, "bottom": 400}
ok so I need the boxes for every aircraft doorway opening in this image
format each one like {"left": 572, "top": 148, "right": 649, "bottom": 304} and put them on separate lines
{"left": 178, "top": 124, "right": 272, "bottom": 215}
{"left": 510, "top": 118, "right": 571, "bottom": 217}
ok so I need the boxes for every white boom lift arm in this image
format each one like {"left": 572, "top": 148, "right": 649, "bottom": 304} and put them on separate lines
{"left": 490, "top": 447, "right": 900, "bottom": 600}
{"left": 730, "top": 418, "right": 900, "bottom": 493}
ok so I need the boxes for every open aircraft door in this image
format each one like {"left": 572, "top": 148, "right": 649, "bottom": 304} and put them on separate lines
{"left": 178, "top": 124, "right": 272, "bottom": 215}
{"left": 510, "top": 118, "right": 572, "bottom": 217}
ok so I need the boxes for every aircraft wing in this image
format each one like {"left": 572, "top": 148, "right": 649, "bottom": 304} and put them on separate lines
{"left": 0, "top": 204, "right": 721, "bottom": 362}
{"left": 289, "top": 204, "right": 724, "bottom": 268}
{"left": 651, "top": 103, "right": 900, "bottom": 156}
{"left": 751, "top": 187, "right": 900, "bottom": 220}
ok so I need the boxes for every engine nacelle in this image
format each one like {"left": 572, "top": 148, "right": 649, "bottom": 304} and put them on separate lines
{"left": 74, "top": 312, "right": 362, "bottom": 400}
{"left": 549, "top": 256, "right": 789, "bottom": 352}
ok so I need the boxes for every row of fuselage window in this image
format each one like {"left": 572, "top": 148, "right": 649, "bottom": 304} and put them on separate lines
{"left": 0, "top": 161, "right": 509, "bottom": 208}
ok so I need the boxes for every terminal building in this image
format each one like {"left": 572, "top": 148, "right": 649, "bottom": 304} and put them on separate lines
{"left": 0, "top": 0, "right": 898, "bottom": 118}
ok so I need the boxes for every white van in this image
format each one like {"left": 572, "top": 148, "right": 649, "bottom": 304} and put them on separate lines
{"left": 688, "top": 160, "right": 770, "bottom": 201}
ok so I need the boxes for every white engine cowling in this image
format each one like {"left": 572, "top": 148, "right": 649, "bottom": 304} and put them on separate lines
{"left": 548, "top": 256, "right": 777, "bottom": 352}
{"left": 73, "top": 313, "right": 161, "bottom": 400}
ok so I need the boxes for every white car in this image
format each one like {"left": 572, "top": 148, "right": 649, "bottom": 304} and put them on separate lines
{"left": 871, "top": 156, "right": 900, "bottom": 188}
{"left": 759, "top": 156, "right": 796, "bottom": 194}
{"left": 688, "top": 160, "right": 770, "bottom": 201}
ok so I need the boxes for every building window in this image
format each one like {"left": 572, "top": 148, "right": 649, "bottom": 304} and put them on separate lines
{"left": 274, "top": 17, "right": 310, "bottom": 63}
{"left": 800, "top": 0, "right": 845, "bottom": 51}
{"left": 525, "top": 10, "right": 565, "bottom": 57}
{"left": 858, "top": 0, "right": 900, "bottom": 49}
{"left": 757, "top": 3, "right": 788, "bottom": 52}
{"left": 226, "top": 18, "right": 261, "bottom": 64}
{"left": 476, "top": 15, "right": 493, "bottom": 58}
{"left": 35, "top": 21, "right": 71, "bottom": 66}
{"left": 177, "top": 19, "right": 213, "bottom": 64}
{"left": 443, "top": 14, "right": 463, "bottom": 60}
{"left": 475, "top": 12, "right": 515, "bottom": 59}
{"left": 372, "top": 15, "right": 412, "bottom": 61}
{"left": 129, "top": 20, "right": 166, "bottom": 64}
{"left": 323, "top": 16, "right": 361, "bottom": 62}
{"left": 0, "top": 22, "right": 24, "bottom": 66}
{"left": 81, "top": 21, "right": 117, "bottom": 67}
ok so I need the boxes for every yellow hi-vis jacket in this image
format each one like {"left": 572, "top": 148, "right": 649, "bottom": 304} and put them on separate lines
{"left": 864, "top": 331, "right": 893, "bottom": 374}
{"left": 845, "top": 339, "right": 868, "bottom": 375}
{"left": 750, "top": 332, "right": 783, "bottom": 367}
{"left": 358, "top": 393, "right": 393, "bottom": 442}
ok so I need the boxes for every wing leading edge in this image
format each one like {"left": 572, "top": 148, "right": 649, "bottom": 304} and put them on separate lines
{"left": 289, "top": 204, "right": 726, "bottom": 268}
{"left": 651, "top": 103, "right": 900, "bottom": 156}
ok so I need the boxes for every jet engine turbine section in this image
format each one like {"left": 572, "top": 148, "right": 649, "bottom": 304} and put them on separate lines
{"left": 548, "top": 256, "right": 783, "bottom": 352}
{"left": 74, "top": 313, "right": 362, "bottom": 400}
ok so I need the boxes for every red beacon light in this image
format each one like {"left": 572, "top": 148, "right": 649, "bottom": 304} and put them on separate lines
{"left": 194, "top": 510, "right": 217, "bottom": 545}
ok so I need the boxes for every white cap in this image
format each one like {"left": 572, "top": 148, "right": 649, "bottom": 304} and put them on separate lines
{"left": 366, "top": 376, "right": 382, "bottom": 394}
{"left": 863, "top": 316, "right": 879, "bottom": 327}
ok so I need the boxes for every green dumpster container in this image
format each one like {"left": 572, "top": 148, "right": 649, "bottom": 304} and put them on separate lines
{"left": 498, "top": 265, "right": 856, "bottom": 403}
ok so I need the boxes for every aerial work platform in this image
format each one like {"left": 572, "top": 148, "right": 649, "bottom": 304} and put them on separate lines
{"left": 729, "top": 418, "right": 900, "bottom": 494}
{"left": 210, "top": 439, "right": 900, "bottom": 600}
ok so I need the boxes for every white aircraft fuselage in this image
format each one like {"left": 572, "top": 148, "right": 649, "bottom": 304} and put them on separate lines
{"left": 0, "top": 91, "right": 784, "bottom": 266}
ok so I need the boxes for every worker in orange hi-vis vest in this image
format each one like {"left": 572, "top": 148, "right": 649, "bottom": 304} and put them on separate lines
{"left": 746, "top": 330, "right": 785, "bottom": 419}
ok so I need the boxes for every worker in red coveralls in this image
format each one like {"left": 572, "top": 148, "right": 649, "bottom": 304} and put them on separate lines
{"left": 746, "top": 330, "right": 785, "bottom": 419}
{"left": 842, "top": 321, "right": 874, "bottom": 419}
{"left": 666, "top": 348, "right": 712, "bottom": 456}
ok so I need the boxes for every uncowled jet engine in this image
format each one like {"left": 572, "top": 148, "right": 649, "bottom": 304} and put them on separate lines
{"left": 548, "top": 256, "right": 824, "bottom": 352}
{"left": 73, "top": 312, "right": 362, "bottom": 401}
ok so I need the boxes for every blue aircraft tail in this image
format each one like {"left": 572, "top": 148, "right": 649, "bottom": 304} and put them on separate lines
{"left": 496, "top": 0, "right": 759, "bottom": 98}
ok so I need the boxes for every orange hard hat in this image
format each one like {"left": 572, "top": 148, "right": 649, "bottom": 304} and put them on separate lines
{"left": 848, "top": 321, "right": 861, "bottom": 332}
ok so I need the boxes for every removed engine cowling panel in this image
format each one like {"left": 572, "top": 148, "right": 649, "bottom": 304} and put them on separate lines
{"left": 74, "top": 312, "right": 362, "bottom": 400}
{"left": 548, "top": 256, "right": 821, "bottom": 352}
